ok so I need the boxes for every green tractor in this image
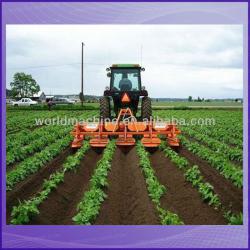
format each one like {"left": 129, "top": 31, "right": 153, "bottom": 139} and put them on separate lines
{"left": 100, "top": 64, "right": 152, "bottom": 120}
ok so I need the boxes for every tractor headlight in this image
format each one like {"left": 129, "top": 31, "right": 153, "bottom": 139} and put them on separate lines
{"left": 141, "top": 86, "right": 146, "bottom": 90}
{"left": 105, "top": 86, "right": 110, "bottom": 90}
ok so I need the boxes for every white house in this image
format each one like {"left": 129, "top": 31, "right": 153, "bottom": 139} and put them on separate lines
{"left": 32, "top": 91, "right": 46, "bottom": 102}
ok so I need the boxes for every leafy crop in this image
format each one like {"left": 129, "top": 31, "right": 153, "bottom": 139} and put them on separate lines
{"left": 7, "top": 135, "right": 72, "bottom": 191}
{"left": 7, "top": 126, "right": 70, "bottom": 165}
{"left": 185, "top": 166, "right": 221, "bottom": 208}
{"left": 224, "top": 211, "right": 243, "bottom": 225}
{"left": 182, "top": 127, "right": 242, "bottom": 162}
{"left": 136, "top": 142, "right": 184, "bottom": 225}
{"left": 160, "top": 142, "right": 221, "bottom": 209}
{"left": 180, "top": 136, "right": 243, "bottom": 188}
{"left": 159, "top": 142, "right": 188, "bottom": 169}
{"left": 73, "top": 140, "right": 116, "bottom": 225}
{"left": 11, "top": 171, "right": 64, "bottom": 224}
{"left": 10, "top": 142, "right": 90, "bottom": 224}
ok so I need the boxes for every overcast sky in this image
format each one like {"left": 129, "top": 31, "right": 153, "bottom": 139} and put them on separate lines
{"left": 6, "top": 25, "right": 243, "bottom": 98}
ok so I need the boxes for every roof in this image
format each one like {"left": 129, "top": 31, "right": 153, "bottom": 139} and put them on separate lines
{"left": 33, "top": 91, "right": 45, "bottom": 97}
{"left": 111, "top": 64, "right": 140, "bottom": 68}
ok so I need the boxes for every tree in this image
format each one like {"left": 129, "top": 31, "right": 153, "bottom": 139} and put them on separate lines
{"left": 188, "top": 96, "right": 192, "bottom": 102}
{"left": 10, "top": 72, "right": 40, "bottom": 98}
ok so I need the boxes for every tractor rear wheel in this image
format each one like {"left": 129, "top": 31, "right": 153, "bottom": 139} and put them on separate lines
{"left": 100, "top": 96, "right": 111, "bottom": 119}
{"left": 141, "top": 97, "right": 152, "bottom": 120}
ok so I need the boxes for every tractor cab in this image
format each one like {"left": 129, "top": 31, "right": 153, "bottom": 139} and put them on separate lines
{"left": 109, "top": 64, "right": 142, "bottom": 92}
{"left": 103, "top": 64, "right": 150, "bottom": 118}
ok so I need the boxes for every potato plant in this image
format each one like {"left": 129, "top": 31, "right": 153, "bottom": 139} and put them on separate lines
{"left": 10, "top": 142, "right": 90, "bottom": 224}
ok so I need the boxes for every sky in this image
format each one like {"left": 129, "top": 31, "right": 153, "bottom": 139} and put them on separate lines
{"left": 6, "top": 25, "right": 243, "bottom": 99}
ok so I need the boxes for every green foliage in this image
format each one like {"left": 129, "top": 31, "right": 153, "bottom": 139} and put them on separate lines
{"left": 7, "top": 126, "right": 70, "bottom": 165}
{"left": 10, "top": 72, "right": 40, "bottom": 98}
{"left": 161, "top": 144, "right": 221, "bottom": 209}
{"left": 10, "top": 142, "right": 90, "bottom": 224}
{"left": 73, "top": 187, "right": 107, "bottom": 225}
{"left": 224, "top": 211, "right": 243, "bottom": 225}
{"left": 136, "top": 141, "right": 184, "bottom": 225}
{"left": 185, "top": 165, "right": 203, "bottom": 187}
{"left": 11, "top": 171, "right": 63, "bottom": 225}
{"left": 180, "top": 136, "right": 243, "bottom": 188}
{"left": 182, "top": 127, "right": 242, "bottom": 162}
{"left": 157, "top": 206, "right": 184, "bottom": 225}
{"left": 7, "top": 135, "right": 72, "bottom": 191}
{"left": 198, "top": 182, "right": 221, "bottom": 207}
{"left": 11, "top": 199, "right": 40, "bottom": 225}
{"left": 72, "top": 141, "right": 116, "bottom": 225}
{"left": 160, "top": 142, "right": 188, "bottom": 169}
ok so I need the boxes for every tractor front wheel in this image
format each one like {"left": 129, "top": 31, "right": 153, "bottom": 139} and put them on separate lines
{"left": 100, "top": 96, "right": 111, "bottom": 119}
{"left": 141, "top": 97, "right": 152, "bottom": 121}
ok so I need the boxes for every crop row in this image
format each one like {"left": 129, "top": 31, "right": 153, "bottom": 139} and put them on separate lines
{"left": 6, "top": 110, "right": 98, "bottom": 135}
{"left": 10, "top": 142, "right": 90, "bottom": 224}
{"left": 159, "top": 142, "right": 221, "bottom": 209}
{"left": 182, "top": 126, "right": 242, "bottom": 162}
{"left": 180, "top": 136, "right": 243, "bottom": 188}
{"left": 6, "top": 135, "right": 72, "bottom": 191}
{"left": 154, "top": 110, "right": 243, "bottom": 148}
{"left": 159, "top": 142, "right": 243, "bottom": 224}
{"left": 7, "top": 126, "right": 71, "bottom": 166}
{"left": 191, "top": 125, "right": 242, "bottom": 149}
{"left": 6, "top": 111, "right": 59, "bottom": 134}
{"left": 136, "top": 142, "right": 184, "bottom": 225}
{"left": 6, "top": 111, "right": 95, "bottom": 150}
{"left": 73, "top": 141, "right": 116, "bottom": 224}
{"left": 7, "top": 124, "right": 68, "bottom": 152}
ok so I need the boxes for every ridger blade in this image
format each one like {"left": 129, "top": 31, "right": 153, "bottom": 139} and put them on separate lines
{"left": 71, "top": 108, "right": 180, "bottom": 148}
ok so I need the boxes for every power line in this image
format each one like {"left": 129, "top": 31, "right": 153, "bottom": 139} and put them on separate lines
{"left": 8, "top": 62, "right": 106, "bottom": 70}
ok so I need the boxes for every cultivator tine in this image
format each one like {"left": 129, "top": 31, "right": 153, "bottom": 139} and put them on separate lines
{"left": 70, "top": 108, "right": 181, "bottom": 149}
{"left": 71, "top": 123, "right": 84, "bottom": 148}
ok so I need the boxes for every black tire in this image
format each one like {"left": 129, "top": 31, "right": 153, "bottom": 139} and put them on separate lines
{"left": 141, "top": 97, "right": 152, "bottom": 120}
{"left": 100, "top": 96, "right": 111, "bottom": 119}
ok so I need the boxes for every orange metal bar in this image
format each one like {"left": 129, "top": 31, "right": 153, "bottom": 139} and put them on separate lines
{"left": 71, "top": 108, "right": 181, "bottom": 148}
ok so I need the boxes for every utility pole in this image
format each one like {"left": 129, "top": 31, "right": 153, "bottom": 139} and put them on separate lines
{"left": 81, "top": 42, "right": 85, "bottom": 107}
{"left": 140, "top": 45, "right": 143, "bottom": 65}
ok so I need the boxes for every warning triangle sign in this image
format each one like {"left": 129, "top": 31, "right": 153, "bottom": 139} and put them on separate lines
{"left": 121, "top": 93, "right": 130, "bottom": 103}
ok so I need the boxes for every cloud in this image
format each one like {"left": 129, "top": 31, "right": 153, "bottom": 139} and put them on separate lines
{"left": 6, "top": 25, "right": 243, "bottom": 98}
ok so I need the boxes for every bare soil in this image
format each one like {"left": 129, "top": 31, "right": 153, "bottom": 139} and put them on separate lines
{"left": 94, "top": 147, "right": 160, "bottom": 225}
{"left": 6, "top": 147, "right": 72, "bottom": 223}
{"left": 179, "top": 147, "right": 243, "bottom": 214}
{"left": 29, "top": 149, "right": 103, "bottom": 225}
{"left": 150, "top": 150, "right": 227, "bottom": 225}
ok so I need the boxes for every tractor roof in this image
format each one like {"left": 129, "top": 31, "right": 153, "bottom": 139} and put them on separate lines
{"left": 111, "top": 64, "right": 140, "bottom": 68}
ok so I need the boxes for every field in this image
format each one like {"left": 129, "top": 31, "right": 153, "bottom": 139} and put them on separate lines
{"left": 6, "top": 100, "right": 243, "bottom": 111}
{"left": 6, "top": 108, "right": 243, "bottom": 225}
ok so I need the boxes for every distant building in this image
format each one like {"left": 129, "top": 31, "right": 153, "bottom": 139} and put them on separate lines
{"left": 32, "top": 91, "right": 46, "bottom": 102}
{"left": 46, "top": 95, "right": 54, "bottom": 102}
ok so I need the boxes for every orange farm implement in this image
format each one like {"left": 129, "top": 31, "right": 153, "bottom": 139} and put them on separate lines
{"left": 71, "top": 108, "right": 180, "bottom": 148}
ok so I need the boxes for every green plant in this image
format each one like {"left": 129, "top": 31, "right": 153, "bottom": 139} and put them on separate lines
{"left": 7, "top": 135, "right": 72, "bottom": 191}
{"left": 157, "top": 206, "right": 184, "bottom": 225}
{"left": 160, "top": 142, "right": 222, "bottom": 210}
{"left": 136, "top": 141, "right": 184, "bottom": 225}
{"left": 10, "top": 142, "right": 90, "bottom": 224}
{"left": 224, "top": 211, "right": 243, "bottom": 225}
{"left": 180, "top": 136, "right": 243, "bottom": 188}
{"left": 73, "top": 140, "right": 116, "bottom": 225}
